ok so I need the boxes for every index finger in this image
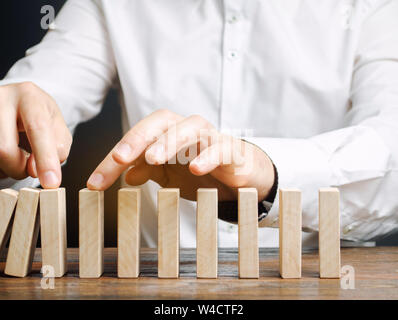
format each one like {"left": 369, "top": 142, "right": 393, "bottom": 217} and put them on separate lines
{"left": 19, "top": 97, "right": 61, "bottom": 188}
{"left": 87, "top": 109, "right": 183, "bottom": 190}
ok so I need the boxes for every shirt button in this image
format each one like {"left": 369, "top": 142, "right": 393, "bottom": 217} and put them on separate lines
{"left": 227, "top": 50, "right": 239, "bottom": 60}
{"left": 227, "top": 13, "right": 240, "bottom": 24}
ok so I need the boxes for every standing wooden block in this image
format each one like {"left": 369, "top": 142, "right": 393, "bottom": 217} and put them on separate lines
{"left": 158, "top": 188, "right": 179, "bottom": 278}
{"left": 319, "top": 188, "right": 341, "bottom": 278}
{"left": 5, "top": 188, "right": 40, "bottom": 277}
{"left": 40, "top": 188, "right": 67, "bottom": 277}
{"left": 118, "top": 188, "right": 141, "bottom": 278}
{"left": 79, "top": 188, "right": 104, "bottom": 278}
{"left": 238, "top": 188, "right": 259, "bottom": 279}
{"left": 0, "top": 189, "right": 19, "bottom": 255}
{"left": 279, "top": 189, "right": 302, "bottom": 279}
{"left": 196, "top": 188, "right": 218, "bottom": 279}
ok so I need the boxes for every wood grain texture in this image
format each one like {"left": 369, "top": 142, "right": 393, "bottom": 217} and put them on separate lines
{"left": 118, "top": 188, "right": 141, "bottom": 278}
{"left": 158, "top": 188, "right": 179, "bottom": 278}
{"left": 1, "top": 247, "right": 397, "bottom": 300}
{"left": 196, "top": 188, "right": 218, "bottom": 278}
{"left": 319, "top": 188, "right": 341, "bottom": 278}
{"left": 279, "top": 189, "right": 302, "bottom": 279}
{"left": 5, "top": 188, "right": 40, "bottom": 277}
{"left": 40, "top": 188, "right": 67, "bottom": 277}
{"left": 238, "top": 188, "right": 259, "bottom": 278}
{"left": 0, "top": 189, "right": 18, "bottom": 255}
{"left": 79, "top": 189, "right": 104, "bottom": 278}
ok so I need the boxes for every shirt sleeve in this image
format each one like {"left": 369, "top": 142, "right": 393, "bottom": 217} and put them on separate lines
{"left": 0, "top": 0, "right": 116, "bottom": 189}
{"left": 246, "top": 0, "right": 398, "bottom": 242}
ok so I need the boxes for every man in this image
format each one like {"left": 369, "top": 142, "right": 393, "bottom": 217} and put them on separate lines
{"left": 0, "top": 0, "right": 397, "bottom": 247}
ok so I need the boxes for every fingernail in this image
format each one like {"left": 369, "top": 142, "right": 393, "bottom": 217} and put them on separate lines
{"left": 148, "top": 145, "right": 165, "bottom": 162}
{"left": 42, "top": 171, "right": 59, "bottom": 188}
{"left": 114, "top": 143, "right": 132, "bottom": 162}
{"left": 190, "top": 158, "right": 199, "bottom": 167}
{"left": 88, "top": 173, "right": 104, "bottom": 188}
{"left": 193, "top": 156, "right": 207, "bottom": 166}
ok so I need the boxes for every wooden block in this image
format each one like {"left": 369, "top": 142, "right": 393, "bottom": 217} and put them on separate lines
{"left": 196, "top": 188, "right": 218, "bottom": 279}
{"left": 279, "top": 189, "right": 302, "bottom": 278}
{"left": 118, "top": 188, "right": 141, "bottom": 278}
{"left": 158, "top": 188, "right": 179, "bottom": 278}
{"left": 79, "top": 188, "right": 104, "bottom": 278}
{"left": 319, "top": 188, "right": 341, "bottom": 278}
{"left": 238, "top": 188, "right": 259, "bottom": 279}
{"left": 0, "top": 189, "right": 19, "bottom": 255}
{"left": 40, "top": 188, "right": 67, "bottom": 277}
{"left": 5, "top": 188, "right": 40, "bottom": 277}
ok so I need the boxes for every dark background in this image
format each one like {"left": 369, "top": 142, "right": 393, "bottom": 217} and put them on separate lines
{"left": 0, "top": 1, "right": 122, "bottom": 247}
{"left": 0, "top": 1, "right": 397, "bottom": 246}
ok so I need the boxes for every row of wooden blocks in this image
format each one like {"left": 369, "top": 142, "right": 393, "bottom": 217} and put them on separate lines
{"left": 0, "top": 187, "right": 340, "bottom": 279}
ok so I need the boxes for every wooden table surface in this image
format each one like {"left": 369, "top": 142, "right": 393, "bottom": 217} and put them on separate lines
{"left": 0, "top": 247, "right": 397, "bottom": 300}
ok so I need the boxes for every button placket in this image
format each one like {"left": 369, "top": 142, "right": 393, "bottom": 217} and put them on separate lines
{"left": 227, "top": 50, "right": 239, "bottom": 60}
{"left": 227, "top": 12, "right": 240, "bottom": 24}
{"left": 219, "top": 1, "right": 245, "bottom": 131}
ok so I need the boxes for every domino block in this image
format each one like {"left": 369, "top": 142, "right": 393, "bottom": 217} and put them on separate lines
{"left": 40, "top": 188, "right": 67, "bottom": 277}
{"left": 196, "top": 188, "right": 218, "bottom": 279}
{"left": 279, "top": 189, "right": 302, "bottom": 279}
{"left": 118, "top": 188, "right": 141, "bottom": 278}
{"left": 238, "top": 188, "right": 259, "bottom": 279}
{"left": 5, "top": 188, "right": 40, "bottom": 277}
{"left": 158, "top": 188, "right": 179, "bottom": 278}
{"left": 319, "top": 188, "right": 341, "bottom": 278}
{"left": 79, "top": 188, "right": 104, "bottom": 278}
{"left": 0, "top": 189, "right": 18, "bottom": 255}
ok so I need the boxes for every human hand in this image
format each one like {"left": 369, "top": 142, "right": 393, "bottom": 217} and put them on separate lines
{"left": 87, "top": 109, "right": 274, "bottom": 201}
{"left": 0, "top": 82, "right": 72, "bottom": 188}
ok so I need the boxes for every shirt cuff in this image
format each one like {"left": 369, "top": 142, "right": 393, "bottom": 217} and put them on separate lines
{"left": 245, "top": 137, "right": 333, "bottom": 230}
{"left": 218, "top": 154, "right": 278, "bottom": 224}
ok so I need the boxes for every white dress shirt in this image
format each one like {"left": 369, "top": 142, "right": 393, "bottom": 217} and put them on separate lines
{"left": 1, "top": 0, "right": 398, "bottom": 247}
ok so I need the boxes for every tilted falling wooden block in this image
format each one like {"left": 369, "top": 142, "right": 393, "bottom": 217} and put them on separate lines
{"left": 196, "top": 188, "right": 218, "bottom": 279}
{"left": 279, "top": 189, "right": 302, "bottom": 279}
{"left": 0, "top": 189, "right": 19, "bottom": 255}
{"left": 319, "top": 188, "right": 341, "bottom": 278}
{"left": 40, "top": 188, "right": 67, "bottom": 277}
{"left": 5, "top": 188, "right": 40, "bottom": 277}
{"left": 79, "top": 188, "right": 104, "bottom": 278}
{"left": 238, "top": 188, "right": 259, "bottom": 279}
{"left": 118, "top": 188, "right": 141, "bottom": 278}
{"left": 158, "top": 188, "right": 179, "bottom": 278}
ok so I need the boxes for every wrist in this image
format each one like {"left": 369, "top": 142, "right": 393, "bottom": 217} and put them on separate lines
{"left": 252, "top": 144, "right": 275, "bottom": 201}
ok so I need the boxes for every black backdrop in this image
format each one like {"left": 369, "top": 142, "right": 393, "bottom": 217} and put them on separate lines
{"left": 0, "top": 1, "right": 397, "bottom": 246}
{"left": 0, "top": 1, "right": 122, "bottom": 247}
